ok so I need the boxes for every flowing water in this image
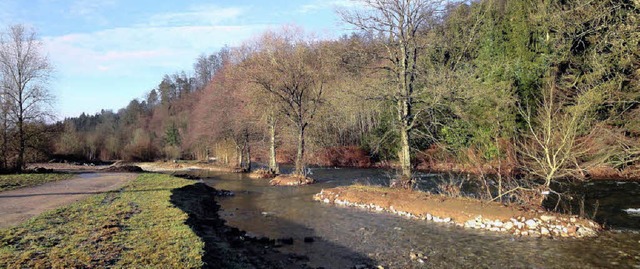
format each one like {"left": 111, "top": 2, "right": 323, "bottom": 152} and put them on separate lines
{"left": 186, "top": 168, "right": 640, "bottom": 268}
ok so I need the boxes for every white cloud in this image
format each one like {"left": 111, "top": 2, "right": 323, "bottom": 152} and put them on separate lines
{"left": 69, "top": 0, "right": 117, "bottom": 25}
{"left": 298, "top": 0, "right": 364, "bottom": 14}
{"left": 42, "top": 4, "right": 265, "bottom": 77}
{"left": 146, "top": 4, "right": 246, "bottom": 27}
{"left": 43, "top": 25, "right": 268, "bottom": 76}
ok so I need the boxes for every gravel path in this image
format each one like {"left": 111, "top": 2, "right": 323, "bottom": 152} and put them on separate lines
{"left": 0, "top": 173, "right": 136, "bottom": 228}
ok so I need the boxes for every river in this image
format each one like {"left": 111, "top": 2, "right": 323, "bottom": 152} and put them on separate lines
{"left": 186, "top": 168, "right": 640, "bottom": 268}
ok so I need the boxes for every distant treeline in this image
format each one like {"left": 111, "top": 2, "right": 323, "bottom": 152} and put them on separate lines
{"left": 51, "top": 0, "right": 639, "bottom": 199}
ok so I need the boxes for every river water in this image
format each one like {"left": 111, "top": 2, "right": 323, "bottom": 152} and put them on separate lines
{"left": 187, "top": 168, "right": 640, "bottom": 268}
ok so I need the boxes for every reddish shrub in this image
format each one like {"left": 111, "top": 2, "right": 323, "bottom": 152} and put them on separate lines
{"left": 312, "top": 146, "right": 372, "bottom": 168}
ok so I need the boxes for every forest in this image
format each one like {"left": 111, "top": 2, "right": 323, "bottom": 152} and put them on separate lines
{"left": 2, "top": 0, "right": 639, "bottom": 206}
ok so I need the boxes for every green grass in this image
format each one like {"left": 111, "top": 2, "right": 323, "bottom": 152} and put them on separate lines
{"left": 0, "top": 173, "right": 74, "bottom": 192}
{"left": 0, "top": 174, "right": 204, "bottom": 268}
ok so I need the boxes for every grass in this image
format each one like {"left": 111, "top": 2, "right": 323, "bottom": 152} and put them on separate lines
{"left": 0, "top": 174, "right": 204, "bottom": 268}
{"left": 0, "top": 173, "right": 74, "bottom": 192}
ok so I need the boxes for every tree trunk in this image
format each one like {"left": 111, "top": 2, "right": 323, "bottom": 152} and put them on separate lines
{"left": 268, "top": 116, "right": 279, "bottom": 173}
{"left": 236, "top": 145, "right": 243, "bottom": 168}
{"left": 1, "top": 110, "right": 7, "bottom": 170}
{"left": 295, "top": 125, "right": 306, "bottom": 176}
{"left": 16, "top": 116, "right": 24, "bottom": 171}
{"left": 397, "top": 94, "right": 412, "bottom": 179}
{"left": 398, "top": 125, "right": 411, "bottom": 178}
{"left": 245, "top": 146, "right": 251, "bottom": 172}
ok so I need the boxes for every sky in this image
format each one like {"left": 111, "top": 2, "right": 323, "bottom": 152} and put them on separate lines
{"left": 0, "top": 0, "right": 358, "bottom": 119}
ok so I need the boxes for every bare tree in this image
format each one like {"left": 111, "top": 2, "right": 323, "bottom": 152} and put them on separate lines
{"left": 245, "top": 28, "right": 328, "bottom": 176}
{"left": 516, "top": 80, "right": 611, "bottom": 206}
{"left": 339, "top": 0, "right": 444, "bottom": 184}
{"left": 0, "top": 25, "right": 53, "bottom": 171}
{"left": 240, "top": 33, "right": 286, "bottom": 174}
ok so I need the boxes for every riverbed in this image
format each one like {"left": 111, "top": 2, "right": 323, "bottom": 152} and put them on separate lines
{"left": 187, "top": 168, "right": 640, "bottom": 268}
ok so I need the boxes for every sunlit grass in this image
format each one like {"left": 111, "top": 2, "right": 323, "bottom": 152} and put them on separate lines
{"left": 0, "top": 174, "right": 204, "bottom": 268}
{"left": 0, "top": 173, "right": 74, "bottom": 192}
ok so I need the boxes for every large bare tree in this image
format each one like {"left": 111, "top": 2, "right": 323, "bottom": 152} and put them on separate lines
{"left": 0, "top": 25, "right": 53, "bottom": 171}
{"left": 340, "top": 0, "right": 444, "bottom": 184}
{"left": 244, "top": 28, "right": 328, "bottom": 176}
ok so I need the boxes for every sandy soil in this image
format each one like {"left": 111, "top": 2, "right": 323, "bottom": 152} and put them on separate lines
{"left": 0, "top": 173, "right": 136, "bottom": 228}
{"left": 269, "top": 175, "right": 315, "bottom": 186}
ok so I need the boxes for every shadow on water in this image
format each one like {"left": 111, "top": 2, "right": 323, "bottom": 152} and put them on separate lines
{"left": 169, "top": 181, "right": 376, "bottom": 269}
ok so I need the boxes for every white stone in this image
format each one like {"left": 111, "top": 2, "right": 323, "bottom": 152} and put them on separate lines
{"left": 525, "top": 219, "right": 538, "bottom": 228}
{"left": 540, "top": 227, "right": 550, "bottom": 236}
{"left": 504, "top": 222, "right": 514, "bottom": 230}
{"left": 426, "top": 214, "right": 433, "bottom": 221}
{"left": 465, "top": 220, "right": 476, "bottom": 228}
{"left": 493, "top": 221, "right": 503, "bottom": 228}
{"left": 540, "top": 215, "right": 556, "bottom": 222}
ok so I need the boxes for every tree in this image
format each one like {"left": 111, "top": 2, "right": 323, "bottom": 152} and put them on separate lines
{"left": 193, "top": 51, "right": 224, "bottom": 91}
{"left": 340, "top": 0, "right": 445, "bottom": 184}
{"left": 245, "top": 28, "right": 328, "bottom": 176}
{"left": 0, "top": 25, "right": 53, "bottom": 171}
{"left": 240, "top": 33, "right": 286, "bottom": 174}
{"left": 517, "top": 79, "right": 612, "bottom": 206}
{"left": 0, "top": 81, "right": 9, "bottom": 170}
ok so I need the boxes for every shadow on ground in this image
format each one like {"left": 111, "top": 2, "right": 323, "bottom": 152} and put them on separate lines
{"left": 170, "top": 182, "right": 376, "bottom": 269}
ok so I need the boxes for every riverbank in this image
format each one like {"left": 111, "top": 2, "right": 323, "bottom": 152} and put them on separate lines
{"left": 0, "top": 173, "right": 73, "bottom": 192}
{"left": 0, "top": 173, "right": 314, "bottom": 268}
{"left": 314, "top": 185, "right": 601, "bottom": 238}
{"left": 135, "top": 161, "right": 234, "bottom": 173}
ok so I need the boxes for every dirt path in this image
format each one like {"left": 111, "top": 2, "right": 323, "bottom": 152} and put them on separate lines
{"left": 0, "top": 173, "right": 136, "bottom": 228}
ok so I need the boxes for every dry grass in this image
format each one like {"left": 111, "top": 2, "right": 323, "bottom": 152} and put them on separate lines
{"left": 0, "top": 174, "right": 204, "bottom": 268}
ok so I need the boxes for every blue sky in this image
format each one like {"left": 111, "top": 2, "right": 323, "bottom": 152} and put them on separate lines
{"left": 0, "top": 0, "right": 357, "bottom": 119}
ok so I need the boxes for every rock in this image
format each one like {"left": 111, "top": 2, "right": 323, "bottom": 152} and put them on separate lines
{"left": 576, "top": 226, "right": 597, "bottom": 237}
{"left": 493, "top": 220, "right": 504, "bottom": 228}
{"left": 504, "top": 222, "right": 514, "bottom": 230}
{"left": 410, "top": 252, "right": 417, "bottom": 260}
{"left": 525, "top": 219, "right": 538, "bottom": 229}
{"left": 426, "top": 214, "right": 433, "bottom": 221}
{"left": 443, "top": 217, "right": 451, "bottom": 223}
{"left": 570, "top": 217, "right": 577, "bottom": 223}
{"left": 540, "top": 227, "right": 550, "bottom": 236}
{"left": 278, "top": 237, "right": 294, "bottom": 245}
{"left": 540, "top": 215, "right": 556, "bottom": 222}
{"left": 465, "top": 220, "right": 476, "bottom": 228}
